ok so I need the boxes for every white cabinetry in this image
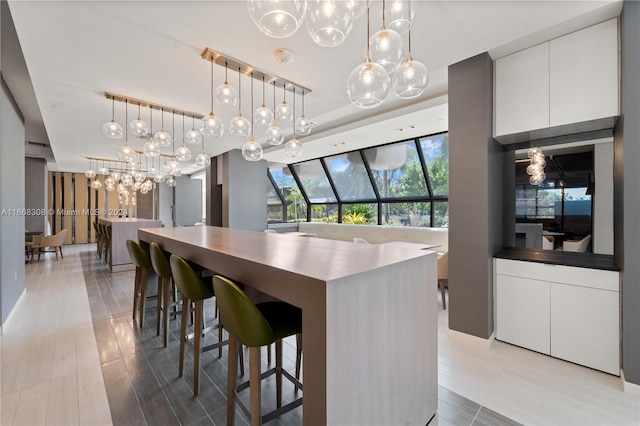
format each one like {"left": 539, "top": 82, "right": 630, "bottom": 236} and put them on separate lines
{"left": 550, "top": 19, "right": 619, "bottom": 127}
{"left": 494, "top": 19, "right": 618, "bottom": 139}
{"left": 495, "top": 258, "right": 619, "bottom": 375}
{"left": 494, "top": 43, "right": 549, "bottom": 136}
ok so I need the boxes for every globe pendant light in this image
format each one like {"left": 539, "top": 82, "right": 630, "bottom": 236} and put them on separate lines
{"left": 392, "top": 24, "right": 428, "bottom": 99}
{"left": 166, "top": 177, "right": 177, "bottom": 188}
{"left": 285, "top": 87, "right": 303, "bottom": 158}
{"left": 90, "top": 178, "right": 103, "bottom": 190}
{"left": 229, "top": 68, "right": 251, "bottom": 138}
{"left": 105, "top": 175, "right": 116, "bottom": 192}
{"left": 130, "top": 104, "right": 150, "bottom": 138}
{"left": 214, "top": 61, "right": 238, "bottom": 107}
{"left": 295, "top": 90, "right": 312, "bottom": 135}
{"left": 85, "top": 159, "right": 96, "bottom": 178}
{"left": 266, "top": 81, "right": 285, "bottom": 145}
{"left": 201, "top": 58, "right": 224, "bottom": 137}
{"left": 176, "top": 114, "right": 192, "bottom": 161}
{"left": 386, "top": 0, "right": 415, "bottom": 35}
{"left": 347, "top": 0, "right": 370, "bottom": 18}
{"left": 98, "top": 161, "right": 109, "bottom": 175}
{"left": 242, "top": 73, "right": 264, "bottom": 162}
{"left": 185, "top": 115, "right": 203, "bottom": 145}
{"left": 306, "top": 0, "right": 354, "bottom": 47}
{"left": 143, "top": 108, "right": 160, "bottom": 157}
{"left": 154, "top": 157, "right": 166, "bottom": 183}
{"left": 247, "top": 0, "right": 307, "bottom": 39}
{"left": 153, "top": 108, "right": 172, "bottom": 147}
{"left": 275, "top": 84, "right": 293, "bottom": 122}
{"left": 119, "top": 101, "right": 136, "bottom": 162}
{"left": 254, "top": 76, "right": 274, "bottom": 126}
{"left": 347, "top": 6, "right": 390, "bottom": 109}
{"left": 369, "top": 0, "right": 404, "bottom": 73}
{"left": 103, "top": 97, "right": 123, "bottom": 139}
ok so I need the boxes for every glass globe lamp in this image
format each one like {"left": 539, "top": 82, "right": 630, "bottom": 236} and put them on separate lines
{"left": 347, "top": 0, "right": 369, "bottom": 18}
{"left": 195, "top": 152, "right": 211, "bottom": 168}
{"left": 131, "top": 182, "right": 141, "bottom": 192}
{"left": 134, "top": 171, "right": 145, "bottom": 183}
{"left": 285, "top": 135, "right": 303, "bottom": 158}
{"left": 111, "top": 171, "right": 121, "bottom": 182}
{"left": 105, "top": 176, "right": 115, "bottom": 187}
{"left": 295, "top": 115, "right": 312, "bottom": 136}
{"left": 247, "top": 0, "right": 307, "bottom": 38}
{"left": 85, "top": 168, "right": 96, "bottom": 179}
{"left": 90, "top": 179, "right": 103, "bottom": 189}
{"left": 215, "top": 82, "right": 238, "bottom": 107}
{"left": 347, "top": 59, "right": 390, "bottom": 109}
{"left": 200, "top": 113, "right": 224, "bottom": 137}
{"left": 386, "top": 0, "right": 416, "bottom": 35}
{"left": 254, "top": 105, "right": 274, "bottom": 126}
{"left": 265, "top": 124, "right": 285, "bottom": 145}
{"left": 167, "top": 158, "right": 181, "bottom": 175}
{"left": 166, "top": 178, "right": 177, "bottom": 187}
{"left": 153, "top": 129, "right": 172, "bottom": 147}
{"left": 103, "top": 119, "right": 123, "bottom": 139}
{"left": 143, "top": 140, "right": 160, "bottom": 157}
{"left": 527, "top": 147, "right": 541, "bottom": 158}
{"left": 306, "top": 0, "right": 354, "bottom": 47}
{"left": 139, "top": 187, "right": 149, "bottom": 195}
{"left": 369, "top": 27, "right": 404, "bottom": 73}
{"left": 392, "top": 57, "right": 428, "bottom": 99}
{"left": 176, "top": 145, "right": 192, "bottom": 162}
{"left": 229, "top": 113, "right": 251, "bottom": 137}
{"left": 154, "top": 173, "right": 165, "bottom": 184}
{"left": 121, "top": 174, "right": 134, "bottom": 187}
{"left": 118, "top": 144, "right": 134, "bottom": 161}
{"left": 98, "top": 166, "right": 109, "bottom": 175}
{"left": 275, "top": 100, "right": 293, "bottom": 122}
{"left": 185, "top": 128, "right": 202, "bottom": 145}
{"left": 142, "top": 179, "right": 153, "bottom": 192}
{"left": 129, "top": 117, "right": 149, "bottom": 138}
{"left": 242, "top": 138, "right": 264, "bottom": 161}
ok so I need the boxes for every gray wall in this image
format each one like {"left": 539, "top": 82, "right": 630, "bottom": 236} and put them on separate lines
{"left": 0, "top": 2, "right": 26, "bottom": 326}
{"left": 448, "top": 53, "right": 502, "bottom": 339}
{"left": 221, "top": 150, "right": 267, "bottom": 231}
{"left": 206, "top": 156, "right": 222, "bottom": 227}
{"left": 175, "top": 175, "right": 202, "bottom": 226}
{"left": 618, "top": 0, "right": 640, "bottom": 386}
{"left": 158, "top": 181, "right": 173, "bottom": 227}
{"left": 24, "top": 157, "right": 46, "bottom": 232}
{"left": 593, "top": 142, "right": 614, "bottom": 254}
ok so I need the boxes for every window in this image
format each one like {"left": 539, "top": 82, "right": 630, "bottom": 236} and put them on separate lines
{"left": 266, "top": 131, "right": 449, "bottom": 227}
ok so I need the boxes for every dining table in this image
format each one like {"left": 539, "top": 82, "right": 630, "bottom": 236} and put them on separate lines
{"left": 138, "top": 225, "right": 438, "bottom": 425}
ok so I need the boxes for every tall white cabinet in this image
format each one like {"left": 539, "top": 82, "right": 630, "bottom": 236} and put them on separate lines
{"left": 495, "top": 258, "right": 620, "bottom": 375}
{"left": 494, "top": 18, "right": 619, "bottom": 139}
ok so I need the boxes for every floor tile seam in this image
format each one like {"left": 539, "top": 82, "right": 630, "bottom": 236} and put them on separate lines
{"left": 100, "top": 358, "right": 149, "bottom": 426}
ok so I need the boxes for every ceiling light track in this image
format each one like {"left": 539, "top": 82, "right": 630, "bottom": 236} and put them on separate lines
{"left": 104, "top": 92, "right": 204, "bottom": 120}
{"left": 201, "top": 47, "right": 311, "bottom": 95}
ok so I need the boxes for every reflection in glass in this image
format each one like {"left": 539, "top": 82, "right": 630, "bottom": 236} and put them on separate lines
{"left": 311, "top": 204, "right": 339, "bottom": 223}
{"left": 366, "top": 141, "right": 426, "bottom": 198}
{"left": 269, "top": 167, "right": 307, "bottom": 222}
{"left": 267, "top": 178, "right": 284, "bottom": 222}
{"left": 292, "top": 160, "right": 337, "bottom": 203}
{"left": 326, "top": 153, "right": 376, "bottom": 201}
{"left": 381, "top": 202, "right": 430, "bottom": 227}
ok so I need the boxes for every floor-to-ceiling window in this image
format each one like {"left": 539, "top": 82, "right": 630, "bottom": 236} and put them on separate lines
{"left": 267, "top": 131, "right": 449, "bottom": 227}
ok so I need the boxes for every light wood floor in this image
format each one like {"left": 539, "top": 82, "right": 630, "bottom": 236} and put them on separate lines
{"left": 1, "top": 244, "right": 638, "bottom": 425}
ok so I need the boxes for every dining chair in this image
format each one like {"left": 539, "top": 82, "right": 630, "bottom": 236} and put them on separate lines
{"left": 563, "top": 234, "right": 592, "bottom": 252}
{"left": 32, "top": 228, "right": 68, "bottom": 261}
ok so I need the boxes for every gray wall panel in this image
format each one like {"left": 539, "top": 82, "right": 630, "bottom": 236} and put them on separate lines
{"left": 24, "top": 157, "right": 46, "bottom": 232}
{"left": 448, "top": 53, "right": 497, "bottom": 339}
{"left": 619, "top": 0, "right": 640, "bottom": 385}
{"left": 222, "top": 150, "right": 266, "bottom": 231}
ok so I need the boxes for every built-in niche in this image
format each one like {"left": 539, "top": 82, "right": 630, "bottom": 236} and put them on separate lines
{"left": 506, "top": 137, "right": 613, "bottom": 255}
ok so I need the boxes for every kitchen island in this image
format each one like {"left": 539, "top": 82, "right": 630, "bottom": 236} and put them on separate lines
{"left": 138, "top": 225, "right": 438, "bottom": 425}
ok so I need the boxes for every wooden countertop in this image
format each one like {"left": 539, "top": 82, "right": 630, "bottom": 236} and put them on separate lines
{"left": 495, "top": 247, "right": 619, "bottom": 271}
{"left": 100, "top": 217, "right": 161, "bottom": 224}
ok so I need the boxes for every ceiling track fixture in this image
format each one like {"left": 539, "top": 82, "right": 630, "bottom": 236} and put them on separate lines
{"left": 201, "top": 48, "right": 311, "bottom": 95}
{"left": 105, "top": 92, "right": 204, "bottom": 121}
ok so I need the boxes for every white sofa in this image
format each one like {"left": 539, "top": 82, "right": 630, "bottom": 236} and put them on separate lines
{"left": 297, "top": 222, "right": 448, "bottom": 254}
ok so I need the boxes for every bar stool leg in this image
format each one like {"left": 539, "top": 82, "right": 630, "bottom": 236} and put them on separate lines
{"left": 249, "top": 346, "right": 261, "bottom": 426}
{"left": 156, "top": 275, "right": 162, "bottom": 337}
{"left": 163, "top": 276, "right": 170, "bottom": 348}
{"left": 295, "top": 333, "right": 303, "bottom": 381}
{"left": 226, "top": 335, "right": 238, "bottom": 426}
{"left": 275, "top": 339, "right": 283, "bottom": 409}
{"left": 132, "top": 267, "right": 140, "bottom": 321}
{"left": 179, "top": 297, "right": 189, "bottom": 378}
{"left": 193, "top": 299, "right": 203, "bottom": 396}
{"left": 138, "top": 267, "right": 148, "bottom": 328}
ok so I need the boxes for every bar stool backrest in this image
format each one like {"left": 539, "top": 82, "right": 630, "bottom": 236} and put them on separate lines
{"left": 212, "top": 275, "right": 275, "bottom": 348}
{"left": 169, "top": 254, "right": 213, "bottom": 301}
{"left": 126, "top": 239, "right": 150, "bottom": 268}
{"left": 149, "top": 242, "right": 171, "bottom": 278}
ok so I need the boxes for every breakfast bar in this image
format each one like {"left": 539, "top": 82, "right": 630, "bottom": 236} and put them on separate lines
{"left": 138, "top": 225, "right": 438, "bottom": 425}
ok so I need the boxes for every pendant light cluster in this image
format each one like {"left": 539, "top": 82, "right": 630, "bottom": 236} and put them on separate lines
{"left": 201, "top": 48, "right": 313, "bottom": 161}
{"left": 526, "top": 147, "right": 547, "bottom": 186}
{"left": 347, "top": 0, "right": 427, "bottom": 109}
{"left": 248, "top": 0, "right": 371, "bottom": 47}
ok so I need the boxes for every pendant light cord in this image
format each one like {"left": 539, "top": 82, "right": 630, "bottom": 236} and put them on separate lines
{"left": 125, "top": 100, "right": 128, "bottom": 144}
{"left": 273, "top": 81, "right": 277, "bottom": 112}
{"left": 382, "top": 0, "right": 386, "bottom": 27}
{"left": 302, "top": 90, "right": 305, "bottom": 116}
{"left": 210, "top": 59, "right": 214, "bottom": 114}
{"left": 250, "top": 72, "right": 254, "bottom": 139}
{"left": 111, "top": 98, "right": 115, "bottom": 120}
{"left": 262, "top": 76, "right": 266, "bottom": 106}
{"left": 238, "top": 67, "right": 242, "bottom": 114}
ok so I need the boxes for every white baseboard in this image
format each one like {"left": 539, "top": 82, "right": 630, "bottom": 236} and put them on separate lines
{"left": 621, "top": 370, "right": 640, "bottom": 395}
{"left": 447, "top": 328, "right": 495, "bottom": 348}
{"left": 0, "top": 289, "right": 27, "bottom": 335}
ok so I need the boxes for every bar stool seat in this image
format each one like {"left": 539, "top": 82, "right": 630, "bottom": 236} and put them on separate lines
{"left": 213, "top": 275, "right": 303, "bottom": 426}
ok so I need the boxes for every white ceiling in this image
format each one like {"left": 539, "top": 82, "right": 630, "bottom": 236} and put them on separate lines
{"left": 6, "top": 0, "right": 621, "bottom": 173}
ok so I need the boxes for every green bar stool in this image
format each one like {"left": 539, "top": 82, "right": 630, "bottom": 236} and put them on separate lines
{"left": 104, "top": 224, "right": 113, "bottom": 267}
{"left": 212, "top": 275, "right": 303, "bottom": 426}
{"left": 149, "top": 242, "right": 177, "bottom": 348}
{"left": 170, "top": 254, "right": 231, "bottom": 396}
{"left": 93, "top": 221, "right": 102, "bottom": 258}
{"left": 126, "top": 239, "right": 157, "bottom": 329}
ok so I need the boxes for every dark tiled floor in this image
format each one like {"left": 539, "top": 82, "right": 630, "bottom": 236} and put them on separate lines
{"left": 80, "top": 250, "right": 520, "bottom": 426}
